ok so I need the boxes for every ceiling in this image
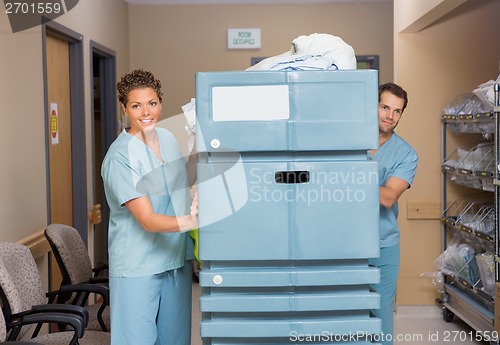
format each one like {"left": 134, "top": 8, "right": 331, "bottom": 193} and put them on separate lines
{"left": 125, "top": 0, "right": 391, "bottom": 5}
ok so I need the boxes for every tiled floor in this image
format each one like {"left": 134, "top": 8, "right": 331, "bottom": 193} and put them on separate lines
{"left": 191, "top": 281, "right": 201, "bottom": 344}
{"left": 190, "top": 282, "right": 491, "bottom": 344}
{"left": 393, "top": 306, "right": 490, "bottom": 344}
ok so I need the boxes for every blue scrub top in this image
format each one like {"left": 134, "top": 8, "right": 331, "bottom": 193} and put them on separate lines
{"left": 102, "top": 127, "right": 194, "bottom": 277}
{"left": 371, "top": 132, "right": 418, "bottom": 248}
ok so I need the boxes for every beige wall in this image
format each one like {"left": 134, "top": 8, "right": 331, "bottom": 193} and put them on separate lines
{"left": 394, "top": 0, "right": 500, "bottom": 304}
{"left": 0, "top": 1, "right": 392, "bottom": 244}
{"left": 0, "top": 18, "right": 47, "bottom": 242}
{"left": 128, "top": 2, "right": 393, "bottom": 117}
{"left": 0, "top": 1, "right": 129, "bottom": 241}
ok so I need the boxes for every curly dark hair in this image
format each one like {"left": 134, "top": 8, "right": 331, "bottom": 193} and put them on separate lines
{"left": 117, "top": 69, "right": 163, "bottom": 106}
{"left": 379, "top": 82, "right": 408, "bottom": 114}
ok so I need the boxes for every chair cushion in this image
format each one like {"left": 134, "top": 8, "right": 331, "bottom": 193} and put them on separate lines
{"left": 31, "top": 329, "right": 111, "bottom": 344}
{"left": 0, "top": 311, "right": 7, "bottom": 341}
{"left": 0, "top": 243, "right": 46, "bottom": 310}
{"left": 45, "top": 224, "right": 93, "bottom": 284}
{"left": 86, "top": 303, "right": 111, "bottom": 332}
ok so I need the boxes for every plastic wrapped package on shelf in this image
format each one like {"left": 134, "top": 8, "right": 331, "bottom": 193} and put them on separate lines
{"left": 441, "top": 197, "right": 490, "bottom": 228}
{"left": 443, "top": 94, "right": 473, "bottom": 116}
{"left": 458, "top": 93, "right": 493, "bottom": 119}
{"left": 471, "top": 143, "right": 495, "bottom": 191}
{"left": 442, "top": 142, "right": 495, "bottom": 190}
{"left": 441, "top": 94, "right": 477, "bottom": 133}
{"left": 441, "top": 147, "right": 459, "bottom": 172}
{"left": 473, "top": 77, "right": 500, "bottom": 109}
{"left": 455, "top": 143, "right": 492, "bottom": 173}
{"left": 442, "top": 144, "right": 479, "bottom": 172}
{"left": 440, "top": 198, "right": 461, "bottom": 231}
{"left": 441, "top": 93, "right": 496, "bottom": 135}
{"left": 435, "top": 234, "right": 483, "bottom": 289}
{"left": 456, "top": 202, "right": 495, "bottom": 238}
{"left": 435, "top": 234, "right": 495, "bottom": 308}
{"left": 441, "top": 146, "right": 469, "bottom": 186}
{"left": 434, "top": 234, "right": 468, "bottom": 279}
{"left": 477, "top": 114, "right": 496, "bottom": 135}
{"left": 454, "top": 146, "right": 483, "bottom": 189}
{"left": 451, "top": 174, "right": 482, "bottom": 190}
{"left": 456, "top": 242, "right": 481, "bottom": 285}
{"left": 440, "top": 196, "right": 495, "bottom": 252}
{"left": 475, "top": 251, "right": 495, "bottom": 296}
{"left": 481, "top": 176, "right": 495, "bottom": 192}
{"left": 472, "top": 207, "right": 494, "bottom": 237}
{"left": 469, "top": 143, "right": 494, "bottom": 172}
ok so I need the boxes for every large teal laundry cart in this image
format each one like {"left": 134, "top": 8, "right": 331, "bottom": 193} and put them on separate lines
{"left": 196, "top": 70, "right": 381, "bottom": 344}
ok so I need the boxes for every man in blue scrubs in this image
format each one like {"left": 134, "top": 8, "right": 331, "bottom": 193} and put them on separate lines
{"left": 369, "top": 82, "right": 418, "bottom": 345}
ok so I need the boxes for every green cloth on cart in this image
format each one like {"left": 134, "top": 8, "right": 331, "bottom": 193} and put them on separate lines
{"left": 190, "top": 228, "right": 200, "bottom": 268}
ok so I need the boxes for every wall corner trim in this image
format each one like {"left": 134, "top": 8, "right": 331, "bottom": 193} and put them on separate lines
{"left": 17, "top": 229, "right": 51, "bottom": 260}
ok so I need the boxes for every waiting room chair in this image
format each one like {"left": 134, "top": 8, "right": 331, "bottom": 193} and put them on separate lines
{"left": 0, "top": 302, "right": 51, "bottom": 345}
{"left": 0, "top": 241, "right": 110, "bottom": 345}
{"left": 1, "top": 301, "right": 79, "bottom": 345}
{"left": 44, "top": 224, "right": 109, "bottom": 332}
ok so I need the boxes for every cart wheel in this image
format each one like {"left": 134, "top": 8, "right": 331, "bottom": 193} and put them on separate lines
{"left": 442, "top": 307, "right": 454, "bottom": 322}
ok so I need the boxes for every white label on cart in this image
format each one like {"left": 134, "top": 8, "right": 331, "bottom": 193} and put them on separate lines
{"left": 213, "top": 274, "right": 223, "bottom": 285}
{"left": 212, "top": 85, "right": 290, "bottom": 121}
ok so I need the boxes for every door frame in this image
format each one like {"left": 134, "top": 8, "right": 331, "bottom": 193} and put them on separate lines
{"left": 42, "top": 21, "right": 88, "bottom": 243}
{"left": 90, "top": 40, "right": 117, "bottom": 265}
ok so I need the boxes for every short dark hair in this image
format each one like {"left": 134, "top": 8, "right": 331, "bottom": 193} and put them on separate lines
{"left": 117, "top": 69, "right": 163, "bottom": 106}
{"left": 379, "top": 82, "right": 408, "bottom": 113}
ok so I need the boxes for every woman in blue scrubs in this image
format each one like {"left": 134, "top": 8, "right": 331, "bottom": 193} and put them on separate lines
{"left": 101, "top": 69, "right": 198, "bottom": 345}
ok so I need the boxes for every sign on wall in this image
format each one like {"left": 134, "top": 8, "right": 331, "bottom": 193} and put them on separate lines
{"left": 227, "top": 28, "right": 261, "bottom": 49}
{"left": 50, "top": 102, "right": 59, "bottom": 145}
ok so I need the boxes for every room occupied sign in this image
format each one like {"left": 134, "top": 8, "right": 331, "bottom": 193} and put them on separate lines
{"left": 227, "top": 28, "right": 261, "bottom": 49}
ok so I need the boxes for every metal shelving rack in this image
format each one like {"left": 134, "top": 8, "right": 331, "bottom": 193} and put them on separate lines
{"left": 439, "top": 84, "right": 500, "bottom": 344}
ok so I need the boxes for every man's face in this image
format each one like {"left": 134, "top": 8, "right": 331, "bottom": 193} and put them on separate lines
{"left": 378, "top": 91, "right": 404, "bottom": 134}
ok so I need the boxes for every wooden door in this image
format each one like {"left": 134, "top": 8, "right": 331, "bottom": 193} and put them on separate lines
{"left": 46, "top": 34, "right": 73, "bottom": 289}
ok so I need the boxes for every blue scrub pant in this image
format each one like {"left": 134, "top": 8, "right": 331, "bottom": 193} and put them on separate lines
{"left": 369, "top": 244, "right": 400, "bottom": 345}
{"left": 109, "top": 261, "right": 193, "bottom": 345}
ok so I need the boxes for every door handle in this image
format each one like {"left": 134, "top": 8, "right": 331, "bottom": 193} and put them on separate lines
{"left": 88, "top": 204, "right": 102, "bottom": 225}
{"left": 275, "top": 171, "right": 310, "bottom": 184}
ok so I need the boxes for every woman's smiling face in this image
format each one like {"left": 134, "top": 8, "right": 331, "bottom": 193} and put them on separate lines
{"left": 122, "top": 87, "right": 162, "bottom": 136}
